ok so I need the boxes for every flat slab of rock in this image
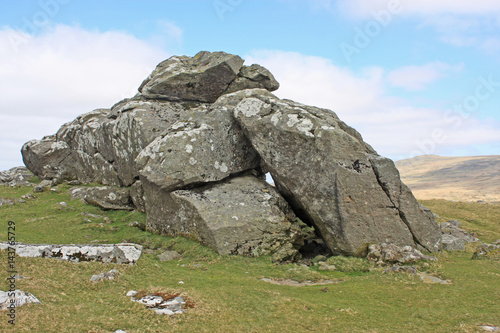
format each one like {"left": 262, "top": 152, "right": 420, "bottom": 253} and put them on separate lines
{"left": 480, "top": 325, "right": 499, "bottom": 332}
{"left": 0, "top": 242, "right": 142, "bottom": 264}
{"left": 260, "top": 278, "right": 340, "bottom": 287}
{"left": 128, "top": 291, "right": 191, "bottom": 315}
{"left": 419, "top": 272, "right": 451, "bottom": 284}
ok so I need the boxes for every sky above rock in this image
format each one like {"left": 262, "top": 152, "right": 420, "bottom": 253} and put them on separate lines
{"left": 1, "top": 0, "right": 499, "bottom": 170}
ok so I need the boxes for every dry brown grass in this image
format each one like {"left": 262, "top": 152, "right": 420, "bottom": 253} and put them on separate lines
{"left": 396, "top": 155, "right": 500, "bottom": 203}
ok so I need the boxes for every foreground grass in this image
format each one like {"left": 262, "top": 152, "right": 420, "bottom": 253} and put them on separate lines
{"left": 0, "top": 185, "right": 498, "bottom": 332}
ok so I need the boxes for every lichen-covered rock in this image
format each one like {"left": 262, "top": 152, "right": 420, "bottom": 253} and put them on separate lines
{"left": 384, "top": 265, "right": 418, "bottom": 274}
{"left": 79, "top": 186, "right": 133, "bottom": 211}
{"left": 100, "top": 98, "right": 207, "bottom": 186}
{"left": 130, "top": 180, "right": 146, "bottom": 213}
{"left": 441, "top": 234, "right": 466, "bottom": 251}
{"left": 135, "top": 103, "right": 259, "bottom": 191}
{"left": 157, "top": 250, "right": 181, "bottom": 262}
{"left": 33, "top": 179, "right": 53, "bottom": 193}
{"left": 220, "top": 89, "right": 441, "bottom": 255}
{"left": 21, "top": 137, "right": 77, "bottom": 182}
{"left": 90, "top": 269, "right": 120, "bottom": 282}
{"left": 440, "top": 222, "right": 479, "bottom": 243}
{"left": 0, "top": 166, "right": 35, "bottom": 187}
{"left": 144, "top": 174, "right": 303, "bottom": 261}
{"left": 418, "top": 272, "right": 451, "bottom": 284}
{"left": 367, "top": 243, "right": 437, "bottom": 264}
{"left": 440, "top": 221, "right": 479, "bottom": 251}
{"left": 139, "top": 51, "right": 244, "bottom": 103}
{"left": 369, "top": 156, "right": 442, "bottom": 252}
{"left": 226, "top": 64, "right": 279, "bottom": 94}
{"left": 472, "top": 243, "right": 500, "bottom": 260}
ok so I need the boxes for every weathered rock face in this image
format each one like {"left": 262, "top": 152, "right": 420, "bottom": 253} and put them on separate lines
{"left": 22, "top": 137, "right": 77, "bottom": 183}
{"left": 173, "top": 175, "right": 302, "bottom": 261}
{"left": 69, "top": 186, "right": 133, "bottom": 211}
{"left": 440, "top": 221, "right": 479, "bottom": 251}
{"left": 219, "top": 89, "right": 441, "bottom": 255}
{"left": 135, "top": 102, "right": 259, "bottom": 191}
{"left": 0, "top": 166, "right": 34, "bottom": 187}
{"left": 21, "top": 51, "right": 442, "bottom": 259}
{"left": 141, "top": 174, "right": 302, "bottom": 261}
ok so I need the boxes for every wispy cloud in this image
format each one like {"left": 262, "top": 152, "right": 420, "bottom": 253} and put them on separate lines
{"left": 336, "top": 0, "right": 500, "bottom": 19}
{"left": 387, "top": 61, "right": 463, "bottom": 91}
{"left": 335, "top": 0, "right": 500, "bottom": 54}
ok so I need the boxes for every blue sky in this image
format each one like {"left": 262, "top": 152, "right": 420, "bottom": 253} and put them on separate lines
{"left": 1, "top": 0, "right": 499, "bottom": 170}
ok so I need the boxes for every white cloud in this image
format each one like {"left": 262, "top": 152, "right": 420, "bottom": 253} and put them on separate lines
{"left": 334, "top": 0, "right": 500, "bottom": 53}
{"left": 244, "top": 50, "right": 500, "bottom": 160}
{"left": 387, "top": 61, "right": 463, "bottom": 91}
{"left": 0, "top": 24, "right": 171, "bottom": 170}
{"left": 336, "top": 0, "right": 500, "bottom": 19}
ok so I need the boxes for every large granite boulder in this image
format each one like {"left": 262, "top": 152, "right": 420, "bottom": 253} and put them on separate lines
{"left": 99, "top": 98, "right": 210, "bottom": 186}
{"left": 139, "top": 51, "right": 244, "bottom": 103}
{"left": 219, "top": 89, "right": 441, "bottom": 255}
{"left": 135, "top": 102, "right": 260, "bottom": 191}
{"left": 21, "top": 51, "right": 442, "bottom": 260}
{"left": 143, "top": 174, "right": 302, "bottom": 261}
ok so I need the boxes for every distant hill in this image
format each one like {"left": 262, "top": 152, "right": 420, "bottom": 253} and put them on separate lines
{"left": 395, "top": 155, "right": 500, "bottom": 203}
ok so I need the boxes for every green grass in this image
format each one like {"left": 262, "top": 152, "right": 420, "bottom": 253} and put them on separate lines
{"left": 0, "top": 185, "right": 499, "bottom": 332}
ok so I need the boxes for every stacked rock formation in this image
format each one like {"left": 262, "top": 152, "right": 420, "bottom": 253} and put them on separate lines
{"left": 22, "top": 51, "right": 442, "bottom": 261}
